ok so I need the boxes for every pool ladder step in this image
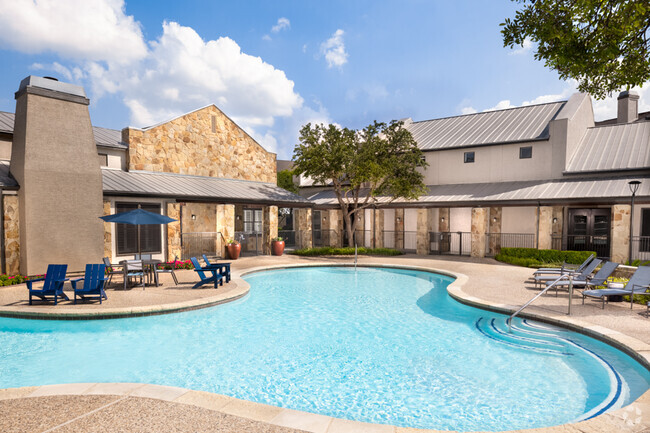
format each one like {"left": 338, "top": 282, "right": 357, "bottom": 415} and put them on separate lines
{"left": 474, "top": 317, "right": 573, "bottom": 356}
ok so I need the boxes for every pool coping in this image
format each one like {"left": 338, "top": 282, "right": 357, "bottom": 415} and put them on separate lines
{"left": 1, "top": 261, "right": 649, "bottom": 433}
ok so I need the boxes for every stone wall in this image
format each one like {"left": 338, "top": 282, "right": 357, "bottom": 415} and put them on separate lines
{"left": 538, "top": 206, "right": 553, "bottom": 250}
{"left": 216, "top": 205, "right": 235, "bottom": 257}
{"left": 3, "top": 195, "right": 19, "bottom": 275}
{"left": 296, "top": 208, "right": 312, "bottom": 249}
{"left": 416, "top": 208, "right": 428, "bottom": 255}
{"left": 471, "top": 207, "right": 488, "bottom": 258}
{"left": 124, "top": 105, "right": 276, "bottom": 183}
{"left": 395, "top": 208, "right": 404, "bottom": 250}
{"left": 262, "top": 206, "right": 278, "bottom": 254}
{"left": 103, "top": 200, "right": 112, "bottom": 260}
{"left": 374, "top": 209, "right": 384, "bottom": 248}
{"left": 439, "top": 208, "right": 450, "bottom": 232}
{"left": 611, "top": 205, "right": 630, "bottom": 263}
{"left": 166, "top": 203, "right": 181, "bottom": 261}
{"left": 488, "top": 207, "right": 502, "bottom": 255}
{"left": 325, "top": 209, "right": 342, "bottom": 247}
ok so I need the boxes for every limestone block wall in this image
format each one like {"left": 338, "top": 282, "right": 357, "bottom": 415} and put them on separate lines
{"left": 488, "top": 207, "right": 502, "bottom": 255}
{"left": 439, "top": 208, "right": 450, "bottom": 232}
{"left": 395, "top": 208, "right": 404, "bottom": 250}
{"left": 124, "top": 106, "right": 276, "bottom": 183}
{"left": 374, "top": 209, "right": 384, "bottom": 248}
{"left": 611, "top": 205, "right": 631, "bottom": 263}
{"left": 262, "top": 206, "right": 278, "bottom": 254}
{"left": 296, "top": 208, "right": 312, "bottom": 249}
{"left": 471, "top": 207, "right": 488, "bottom": 258}
{"left": 182, "top": 203, "right": 217, "bottom": 233}
{"left": 103, "top": 200, "right": 112, "bottom": 260}
{"left": 166, "top": 203, "right": 181, "bottom": 261}
{"left": 538, "top": 207, "right": 553, "bottom": 250}
{"left": 416, "top": 208, "right": 428, "bottom": 255}
{"left": 216, "top": 205, "right": 235, "bottom": 257}
{"left": 3, "top": 195, "right": 19, "bottom": 275}
{"left": 325, "top": 209, "right": 342, "bottom": 247}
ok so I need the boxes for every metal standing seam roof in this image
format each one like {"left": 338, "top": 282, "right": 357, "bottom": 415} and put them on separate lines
{"left": 0, "top": 111, "right": 126, "bottom": 148}
{"left": 102, "top": 169, "right": 312, "bottom": 206}
{"left": 0, "top": 160, "right": 18, "bottom": 188}
{"left": 565, "top": 122, "right": 650, "bottom": 173}
{"left": 308, "top": 176, "right": 650, "bottom": 206}
{"left": 406, "top": 101, "right": 566, "bottom": 150}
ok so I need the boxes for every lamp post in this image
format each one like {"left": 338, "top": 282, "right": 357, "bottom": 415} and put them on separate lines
{"left": 628, "top": 180, "right": 641, "bottom": 263}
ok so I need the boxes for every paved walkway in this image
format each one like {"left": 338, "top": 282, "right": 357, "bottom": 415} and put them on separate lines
{"left": 2, "top": 254, "right": 650, "bottom": 432}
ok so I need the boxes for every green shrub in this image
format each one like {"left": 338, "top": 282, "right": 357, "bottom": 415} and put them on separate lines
{"left": 290, "top": 247, "right": 403, "bottom": 256}
{"left": 495, "top": 248, "right": 595, "bottom": 268}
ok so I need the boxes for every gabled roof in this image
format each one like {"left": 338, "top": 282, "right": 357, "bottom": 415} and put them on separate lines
{"left": 102, "top": 169, "right": 311, "bottom": 206}
{"left": 565, "top": 122, "right": 650, "bottom": 174}
{"left": 0, "top": 111, "right": 126, "bottom": 148}
{"left": 405, "top": 101, "right": 566, "bottom": 150}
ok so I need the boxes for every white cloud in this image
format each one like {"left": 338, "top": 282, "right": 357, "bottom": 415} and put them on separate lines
{"left": 262, "top": 34, "right": 271, "bottom": 41}
{"left": 271, "top": 17, "right": 290, "bottom": 33}
{"left": 30, "top": 61, "right": 83, "bottom": 81}
{"left": 0, "top": 0, "right": 147, "bottom": 65}
{"left": 483, "top": 100, "right": 515, "bottom": 112}
{"left": 460, "top": 106, "right": 477, "bottom": 115}
{"left": 509, "top": 38, "right": 533, "bottom": 56}
{"left": 320, "top": 29, "right": 348, "bottom": 68}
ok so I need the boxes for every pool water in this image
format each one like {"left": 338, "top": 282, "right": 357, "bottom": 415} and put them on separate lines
{"left": 0, "top": 266, "right": 648, "bottom": 431}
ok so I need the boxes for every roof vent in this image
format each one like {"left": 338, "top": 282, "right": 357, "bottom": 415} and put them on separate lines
{"left": 617, "top": 90, "right": 639, "bottom": 123}
{"left": 43, "top": 76, "right": 59, "bottom": 81}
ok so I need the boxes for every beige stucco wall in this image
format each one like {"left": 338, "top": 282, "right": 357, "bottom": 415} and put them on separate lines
{"left": 124, "top": 105, "right": 276, "bottom": 183}
{"left": 449, "top": 207, "right": 471, "bottom": 232}
{"left": 0, "top": 136, "right": 12, "bottom": 160}
{"left": 501, "top": 206, "right": 537, "bottom": 234}
{"left": 3, "top": 195, "right": 19, "bottom": 275}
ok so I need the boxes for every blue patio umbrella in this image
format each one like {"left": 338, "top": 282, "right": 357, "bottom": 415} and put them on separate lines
{"left": 100, "top": 208, "right": 177, "bottom": 259}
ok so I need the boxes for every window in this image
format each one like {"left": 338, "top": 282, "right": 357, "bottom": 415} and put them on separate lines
{"left": 98, "top": 153, "right": 108, "bottom": 167}
{"left": 641, "top": 209, "right": 650, "bottom": 252}
{"left": 243, "top": 208, "right": 263, "bottom": 233}
{"left": 464, "top": 151, "right": 475, "bottom": 163}
{"left": 115, "top": 203, "right": 162, "bottom": 255}
{"left": 519, "top": 146, "right": 532, "bottom": 159}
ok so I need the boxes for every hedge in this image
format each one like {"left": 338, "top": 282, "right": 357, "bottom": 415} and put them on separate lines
{"left": 290, "top": 247, "right": 403, "bottom": 256}
{"left": 495, "top": 247, "right": 596, "bottom": 268}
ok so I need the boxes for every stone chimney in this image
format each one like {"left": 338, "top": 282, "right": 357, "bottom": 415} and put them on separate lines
{"left": 12, "top": 76, "right": 104, "bottom": 275}
{"left": 617, "top": 90, "right": 639, "bottom": 123}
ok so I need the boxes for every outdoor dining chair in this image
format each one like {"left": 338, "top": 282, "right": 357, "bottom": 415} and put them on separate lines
{"left": 123, "top": 260, "right": 145, "bottom": 290}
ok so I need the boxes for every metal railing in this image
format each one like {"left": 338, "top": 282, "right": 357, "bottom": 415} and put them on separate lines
{"left": 485, "top": 233, "right": 537, "bottom": 256}
{"left": 234, "top": 231, "right": 262, "bottom": 255}
{"left": 429, "top": 232, "right": 471, "bottom": 256}
{"left": 552, "top": 234, "right": 610, "bottom": 258}
{"left": 632, "top": 236, "right": 650, "bottom": 262}
{"left": 381, "top": 230, "right": 417, "bottom": 252}
{"left": 313, "top": 229, "right": 342, "bottom": 247}
{"left": 508, "top": 273, "right": 576, "bottom": 332}
{"left": 180, "top": 232, "right": 223, "bottom": 260}
{"left": 278, "top": 230, "right": 296, "bottom": 248}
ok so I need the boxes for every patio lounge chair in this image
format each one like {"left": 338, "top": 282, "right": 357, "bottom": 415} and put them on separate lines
{"left": 123, "top": 260, "right": 145, "bottom": 290}
{"left": 154, "top": 256, "right": 179, "bottom": 286}
{"left": 71, "top": 264, "right": 108, "bottom": 304}
{"left": 27, "top": 264, "right": 69, "bottom": 305}
{"left": 535, "top": 258, "right": 602, "bottom": 288}
{"left": 103, "top": 257, "right": 123, "bottom": 288}
{"left": 582, "top": 266, "right": 650, "bottom": 309}
{"left": 202, "top": 254, "right": 231, "bottom": 283}
{"left": 533, "top": 254, "right": 595, "bottom": 276}
{"left": 190, "top": 257, "right": 224, "bottom": 289}
{"left": 545, "top": 261, "right": 618, "bottom": 295}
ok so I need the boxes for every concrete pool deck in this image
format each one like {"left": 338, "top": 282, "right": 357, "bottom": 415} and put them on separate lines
{"left": 2, "top": 254, "right": 650, "bottom": 432}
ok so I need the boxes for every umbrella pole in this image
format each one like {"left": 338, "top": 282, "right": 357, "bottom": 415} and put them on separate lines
{"left": 137, "top": 224, "right": 141, "bottom": 260}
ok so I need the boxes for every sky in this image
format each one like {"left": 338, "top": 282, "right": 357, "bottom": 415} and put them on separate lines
{"left": 0, "top": 0, "right": 648, "bottom": 159}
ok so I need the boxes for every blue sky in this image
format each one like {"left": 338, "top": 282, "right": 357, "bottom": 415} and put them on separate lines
{"left": 0, "top": 0, "right": 647, "bottom": 159}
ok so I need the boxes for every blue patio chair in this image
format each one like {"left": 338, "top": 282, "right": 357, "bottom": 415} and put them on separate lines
{"left": 71, "top": 264, "right": 108, "bottom": 304}
{"left": 546, "top": 261, "right": 618, "bottom": 296}
{"left": 190, "top": 257, "right": 223, "bottom": 289}
{"left": 202, "top": 254, "right": 231, "bottom": 283}
{"left": 27, "top": 264, "right": 69, "bottom": 305}
{"left": 535, "top": 258, "right": 602, "bottom": 289}
{"left": 582, "top": 266, "right": 650, "bottom": 309}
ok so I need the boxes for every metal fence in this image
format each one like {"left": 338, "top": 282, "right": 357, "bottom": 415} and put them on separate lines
{"left": 429, "top": 232, "right": 471, "bottom": 256}
{"left": 234, "top": 231, "right": 263, "bottom": 255}
{"left": 632, "top": 236, "right": 650, "bottom": 262}
{"left": 485, "top": 233, "right": 537, "bottom": 256}
{"left": 552, "top": 234, "right": 610, "bottom": 258}
{"left": 180, "top": 232, "right": 223, "bottom": 260}
{"left": 278, "top": 230, "right": 296, "bottom": 248}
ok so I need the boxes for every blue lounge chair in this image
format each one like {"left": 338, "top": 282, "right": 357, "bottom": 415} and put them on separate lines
{"left": 71, "top": 264, "right": 108, "bottom": 304}
{"left": 533, "top": 254, "right": 595, "bottom": 277}
{"left": 546, "top": 261, "right": 618, "bottom": 296}
{"left": 202, "top": 254, "right": 231, "bottom": 283}
{"left": 27, "top": 264, "right": 69, "bottom": 305}
{"left": 190, "top": 257, "right": 224, "bottom": 289}
{"left": 582, "top": 266, "right": 650, "bottom": 309}
{"left": 535, "top": 258, "right": 602, "bottom": 288}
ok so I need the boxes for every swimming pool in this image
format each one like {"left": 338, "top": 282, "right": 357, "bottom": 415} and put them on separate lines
{"left": 0, "top": 266, "right": 648, "bottom": 431}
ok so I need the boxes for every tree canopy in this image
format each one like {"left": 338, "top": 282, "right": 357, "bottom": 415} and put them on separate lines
{"left": 292, "top": 120, "right": 427, "bottom": 246}
{"left": 501, "top": 0, "right": 650, "bottom": 99}
{"left": 277, "top": 169, "right": 298, "bottom": 194}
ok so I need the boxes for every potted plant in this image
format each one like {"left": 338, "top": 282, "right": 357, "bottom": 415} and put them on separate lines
{"left": 271, "top": 236, "right": 285, "bottom": 256}
{"left": 226, "top": 239, "right": 241, "bottom": 260}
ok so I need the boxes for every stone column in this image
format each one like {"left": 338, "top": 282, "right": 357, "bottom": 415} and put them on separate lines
{"left": 416, "top": 208, "right": 428, "bottom": 255}
{"left": 3, "top": 195, "right": 20, "bottom": 275}
{"left": 537, "top": 206, "right": 553, "bottom": 250}
{"left": 165, "top": 202, "right": 182, "bottom": 261}
{"left": 216, "top": 204, "right": 235, "bottom": 257}
{"left": 102, "top": 200, "right": 113, "bottom": 260}
{"left": 395, "top": 208, "right": 404, "bottom": 250}
{"left": 262, "top": 206, "right": 278, "bottom": 255}
{"left": 611, "top": 205, "right": 631, "bottom": 263}
{"left": 374, "top": 209, "right": 384, "bottom": 248}
{"left": 326, "top": 209, "right": 342, "bottom": 247}
{"left": 355, "top": 210, "right": 365, "bottom": 246}
{"left": 439, "top": 208, "right": 450, "bottom": 232}
{"left": 488, "top": 207, "right": 502, "bottom": 256}
{"left": 471, "top": 207, "right": 488, "bottom": 258}
{"left": 296, "top": 208, "right": 313, "bottom": 249}
{"left": 552, "top": 206, "right": 563, "bottom": 249}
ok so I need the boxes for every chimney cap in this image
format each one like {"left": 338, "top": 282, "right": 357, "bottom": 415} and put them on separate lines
{"left": 17, "top": 75, "right": 86, "bottom": 98}
{"left": 618, "top": 90, "right": 639, "bottom": 100}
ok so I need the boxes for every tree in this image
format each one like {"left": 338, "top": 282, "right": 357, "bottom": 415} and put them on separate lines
{"left": 277, "top": 169, "right": 299, "bottom": 194}
{"left": 501, "top": 0, "right": 650, "bottom": 99}
{"left": 292, "top": 120, "right": 427, "bottom": 247}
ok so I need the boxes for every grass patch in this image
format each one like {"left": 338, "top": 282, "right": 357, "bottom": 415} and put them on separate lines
{"left": 290, "top": 247, "right": 403, "bottom": 256}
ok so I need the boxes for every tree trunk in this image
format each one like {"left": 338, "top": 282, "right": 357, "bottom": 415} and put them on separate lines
{"left": 343, "top": 205, "right": 357, "bottom": 247}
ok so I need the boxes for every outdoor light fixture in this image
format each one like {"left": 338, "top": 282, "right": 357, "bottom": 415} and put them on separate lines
{"left": 493, "top": 217, "right": 497, "bottom": 223}
{"left": 441, "top": 217, "right": 445, "bottom": 222}
{"left": 628, "top": 180, "right": 642, "bottom": 262}
{"left": 236, "top": 215, "right": 241, "bottom": 221}
{"left": 191, "top": 214, "right": 196, "bottom": 220}
{"left": 396, "top": 217, "right": 401, "bottom": 223}
{"left": 553, "top": 218, "right": 558, "bottom": 224}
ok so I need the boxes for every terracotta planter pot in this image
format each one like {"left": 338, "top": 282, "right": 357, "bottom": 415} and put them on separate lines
{"left": 227, "top": 243, "right": 241, "bottom": 260}
{"left": 271, "top": 240, "right": 285, "bottom": 256}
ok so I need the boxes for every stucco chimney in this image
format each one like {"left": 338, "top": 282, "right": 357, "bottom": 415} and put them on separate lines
{"left": 12, "top": 76, "right": 104, "bottom": 275}
{"left": 617, "top": 90, "right": 639, "bottom": 123}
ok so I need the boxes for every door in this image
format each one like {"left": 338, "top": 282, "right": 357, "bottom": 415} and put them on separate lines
{"left": 567, "top": 209, "right": 610, "bottom": 258}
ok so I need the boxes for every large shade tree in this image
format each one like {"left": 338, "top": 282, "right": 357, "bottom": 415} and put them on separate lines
{"left": 292, "top": 120, "right": 427, "bottom": 247}
{"left": 501, "top": 0, "right": 650, "bottom": 99}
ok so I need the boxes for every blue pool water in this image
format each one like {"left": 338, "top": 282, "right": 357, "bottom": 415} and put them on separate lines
{"left": 0, "top": 266, "right": 649, "bottom": 431}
